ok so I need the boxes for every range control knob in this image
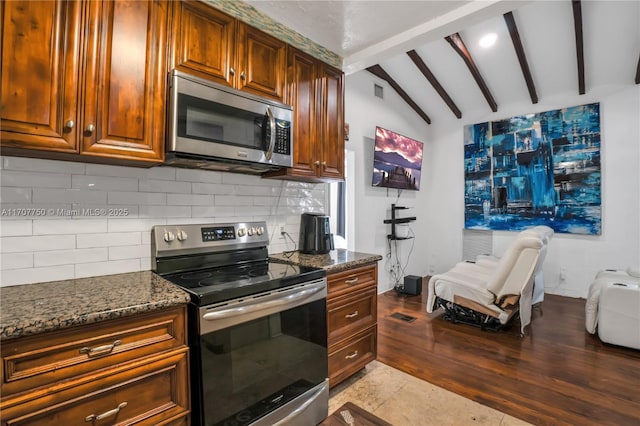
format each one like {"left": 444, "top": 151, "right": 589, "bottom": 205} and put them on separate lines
{"left": 247, "top": 227, "right": 255, "bottom": 236}
{"left": 163, "top": 231, "right": 175, "bottom": 243}
{"left": 256, "top": 226, "right": 264, "bottom": 236}
{"left": 176, "top": 230, "right": 188, "bottom": 241}
{"left": 237, "top": 228, "right": 246, "bottom": 237}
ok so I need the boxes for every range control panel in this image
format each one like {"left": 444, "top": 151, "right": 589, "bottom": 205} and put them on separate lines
{"left": 202, "top": 226, "right": 236, "bottom": 242}
{"left": 152, "top": 221, "right": 270, "bottom": 256}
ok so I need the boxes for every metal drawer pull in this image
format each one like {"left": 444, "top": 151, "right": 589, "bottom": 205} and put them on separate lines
{"left": 79, "top": 340, "right": 121, "bottom": 356}
{"left": 85, "top": 402, "right": 127, "bottom": 422}
{"left": 345, "top": 350, "right": 358, "bottom": 359}
{"left": 345, "top": 278, "right": 358, "bottom": 284}
{"left": 345, "top": 311, "right": 359, "bottom": 318}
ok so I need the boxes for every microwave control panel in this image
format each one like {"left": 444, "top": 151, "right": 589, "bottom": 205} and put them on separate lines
{"left": 273, "top": 119, "right": 291, "bottom": 155}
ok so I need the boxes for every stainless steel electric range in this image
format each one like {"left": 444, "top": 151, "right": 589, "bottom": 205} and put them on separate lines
{"left": 152, "top": 221, "right": 328, "bottom": 426}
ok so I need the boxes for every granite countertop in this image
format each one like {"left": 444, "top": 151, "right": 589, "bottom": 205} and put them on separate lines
{"left": 0, "top": 271, "right": 190, "bottom": 341}
{"left": 270, "top": 249, "right": 382, "bottom": 274}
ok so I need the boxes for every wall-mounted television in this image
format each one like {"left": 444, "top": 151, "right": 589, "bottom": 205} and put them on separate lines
{"left": 372, "top": 126, "right": 424, "bottom": 191}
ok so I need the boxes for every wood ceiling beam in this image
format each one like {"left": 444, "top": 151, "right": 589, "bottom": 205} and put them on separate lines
{"left": 572, "top": 0, "right": 586, "bottom": 94}
{"left": 407, "top": 50, "right": 462, "bottom": 119}
{"left": 366, "top": 64, "right": 431, "bottom": 124}
{"left": 635, "top": 53, "right": 640, "bottom": 84}
{"left": 445, "top": 33, "right": 498, "bottom": 112}
{"left": 503, "top": 12, "right": 538, "bottom": 104}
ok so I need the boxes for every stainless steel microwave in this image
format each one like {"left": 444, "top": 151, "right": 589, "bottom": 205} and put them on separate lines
{"left": 166, "top": 70, "right": 293, "bottom": 173}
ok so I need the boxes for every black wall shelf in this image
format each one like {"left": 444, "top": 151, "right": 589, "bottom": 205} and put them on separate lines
{"left": 384, "top": 204, "right": 416, "bottom": 240}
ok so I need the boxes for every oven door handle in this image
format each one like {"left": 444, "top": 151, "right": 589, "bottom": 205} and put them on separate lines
{"left": 202, "top": 282, "right": 325, "bottom": 320}
{"left": 272, "top": 380, "right": 329, "bottom": 426}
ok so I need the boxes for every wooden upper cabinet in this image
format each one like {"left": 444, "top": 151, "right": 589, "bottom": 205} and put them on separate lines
{"left": 264, "top": 48, "right": 344, "bottom": 182}
{"left": 172, "top": 0, "right": 235, "bottom": 87}
{"left": 236, "top": 23, "right": 286, "bottom": 101}
{"left": 80, "top": 0, "right": 168, "bottom": 162}
{"left": 0, "top": 0, "right": 82, "bottom": 153}
{"left": 317, "top": 63, "right": 345, "bottom": 180}
{"left": 0, "top": 0, "right": 167, "bottom": 165}
{"left": 171, "top": 1, "right": 286, "bottom": 102}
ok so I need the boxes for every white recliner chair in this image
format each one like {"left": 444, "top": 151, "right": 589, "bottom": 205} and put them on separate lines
{"left": 475, "top": 226, "right": 554, "bottom": 305}
{"left": 585, "top": 267, "right": 640, "bottom": 350}
{"left": 427, "top": 228, "right": 549, "bottom": 334}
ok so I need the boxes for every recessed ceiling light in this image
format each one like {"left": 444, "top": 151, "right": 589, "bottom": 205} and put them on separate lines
{"left": 479, "top": 32, "right": 498, "bottom": 48}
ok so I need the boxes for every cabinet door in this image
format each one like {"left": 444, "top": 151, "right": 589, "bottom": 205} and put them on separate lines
{"left": 318, "top": 63, "right": 345, "bottom": 180}
{"left": 81, "top": 0, "right": 168, "bottom": 163}
{"left": 0, "top": 0, "right": 81, "bottom": 153}
{"left": 285, "top": 48, "right": 318, "bottom": 178}
{"left": 172, "top": 0, "right": 235, "bottom": 87}
{"left": 236, "top": 22, "right": 286, "bottom": 102}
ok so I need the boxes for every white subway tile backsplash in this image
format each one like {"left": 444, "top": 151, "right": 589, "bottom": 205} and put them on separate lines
{"left": 1, "top": 265, "right": 75, "bottom": 286}
{"left": 34, "top": 248, "right": 108, "bottom": 267}
{"left": 1, "top": 235, "right": 76, "bottom": 253}
{"left": 72, "top": 175, "right": 138, "bottom": 191}
{"left": 146, "top": 166, "right": 176, "bottom": 180}
{"left": 107, "top": 218, "right": 166, "bottom": 233}
{"left": 191, "top": 206, "right": 236, "bottom": 218}
{"left": 139, "top": 205, "right": 191, "bottom": 218}
{"left": 108, "top": 244, "right": 149, "bottom": 260}
{"left": 3, "top": 157, "right": 85, "bottom": 174}
{"left": 191, "top": 182, "right": 236, "bottom": 195}
{"left": 1, "top": 187, "right": 31, "bottom": 203}
{"left": 108, "top": 191, "right": 166, "bottom": 205}
{"left": 33, "top": 219, "right": 108, "bottom": 235}
{"left": 0, "top": 157, "right": 328, "bottom": 285}
{"left": 214, "top": 195, "right": 253, "bottom": 206}
{"left": 1, "top": 252, "right": 34, "bottom": 270}
{"left": 176, "top": 168, "right": 222, "bottom": 183}
{"left": 139, "top": 179, "right": 191, "bottom": 193}
{"left": 0, "top": 220, "right": 32, "bottom": 236}
{"left": 33, "top": 188, "right": 107, "bottom": 204}
{"left": 167, "top": 193, "right": 213, "bottom": 206}
{"left": 75, "top": 259, "right": 140, "bottom": 279}
{"left": 1, "top": 170, "right": 71, "bottom": 188}
{"left": 77, "top": 232, "right": 141, "bottom": 248}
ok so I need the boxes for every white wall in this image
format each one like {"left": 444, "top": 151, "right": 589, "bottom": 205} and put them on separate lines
{"left": 345, "top": 72, "right": 430, "bottom": 292}
{"left": 0, "top": 157, "right": 327, "bottom": 286}
{"left": 347, "top": 69, "right": 640, "bottom": 297}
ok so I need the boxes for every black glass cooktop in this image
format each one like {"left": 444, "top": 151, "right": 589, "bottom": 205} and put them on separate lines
{"left": 162, "top": 260, "right": 326, "bottom": 306}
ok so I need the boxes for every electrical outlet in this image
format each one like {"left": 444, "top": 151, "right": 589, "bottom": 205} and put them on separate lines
{"left": 559, "top": 268, "right": 567, "bottom": 281}
{"left": 280, "top": 226, "right": 285, "bottom": 234}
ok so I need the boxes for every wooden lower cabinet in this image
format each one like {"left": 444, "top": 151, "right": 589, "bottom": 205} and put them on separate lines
{"left": 327, "top": 263, "right": 378, "bottom": 387}
{"left": 0, "top": 306, "right": 190, "bottom": 425}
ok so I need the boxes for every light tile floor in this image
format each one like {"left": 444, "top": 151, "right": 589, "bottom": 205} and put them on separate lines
{"left": 328, "top": 361, "right": 532, "bottom": 426}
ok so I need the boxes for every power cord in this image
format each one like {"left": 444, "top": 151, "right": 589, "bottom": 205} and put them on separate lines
{"left": 386, "top": 225, "right": 416, "bottom": 296}
{"left": 281, "top": 230, "right": 297, "bottom": 258}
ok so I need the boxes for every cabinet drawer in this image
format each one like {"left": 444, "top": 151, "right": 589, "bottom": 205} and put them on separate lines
{"left": 327, "top": 264, "right": 377, "bottom": 299}
{"left": 1, "top": 306, "right": 186, "bottom": 398}
{"left": 328, "top": 325, "right": 377, "bottom": 388}
{"left": 1, "top": 349, "right": 189, "bottom": 426}
{"left": 327, "top": 288, "right": 377, "bottom": 345}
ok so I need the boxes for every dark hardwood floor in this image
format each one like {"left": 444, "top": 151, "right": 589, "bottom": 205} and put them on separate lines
{"left": 377, "top": 286, "right": 640, "bottom": 426}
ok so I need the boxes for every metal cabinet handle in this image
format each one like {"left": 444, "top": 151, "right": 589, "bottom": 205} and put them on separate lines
{"left": 79, "top": 339, "right": 121, "bottom": 357}
{"left": 345, "top": 350, "right": 358, "bottom": 359}
{"left": 85, "top": 402, "right": 127, "bottom": 422}
{"left": 345, "top": 278, "right": 358, "bottom": 285}
{"left": 314, "top": 160, "right": 320, "bottom": 167}
{"left": 86, "top": 124, "right": 95, "bottom": 134}
{"left": 229, "top": 67, "right": 235, "bottom": 76}
{"left": 345, "top": 310, "right": 359, "bottom": 318}
{"left": 65, "top": 120, "right": 75, "bottom": 129}
{"left": 240, "top": 71, "right": 246, "bottom": 80}
{"left": 322, "top": 161, "right": 327, "bottom": 169}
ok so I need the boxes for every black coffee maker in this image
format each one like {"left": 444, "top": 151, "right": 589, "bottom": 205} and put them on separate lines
{"left": 299, "top": 213, "right": 335, "bottom": 254}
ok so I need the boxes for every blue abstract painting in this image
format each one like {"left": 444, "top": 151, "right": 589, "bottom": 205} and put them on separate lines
{"left": 464, "top": 103, "right": 601, "bottom": 235}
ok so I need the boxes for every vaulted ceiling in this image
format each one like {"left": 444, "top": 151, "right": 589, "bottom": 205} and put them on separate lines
{"left": 246, "top": 0, "right": 640, "bottom": 125}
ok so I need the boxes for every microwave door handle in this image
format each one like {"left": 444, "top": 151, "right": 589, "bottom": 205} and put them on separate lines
{"left": 265, "top": 106, "right": 276, "bottom": 161}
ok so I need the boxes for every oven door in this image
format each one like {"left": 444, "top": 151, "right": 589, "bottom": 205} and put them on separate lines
{"left": 168, "top": 71, "right": 292, "bottom": 168}
{"left": 192, "top": 279, "right": 328, "bottom": 426}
